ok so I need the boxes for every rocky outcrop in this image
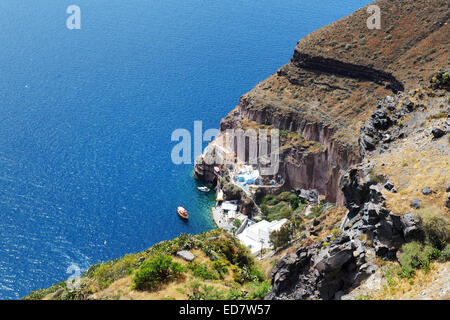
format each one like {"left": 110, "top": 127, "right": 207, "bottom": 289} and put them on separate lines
{"left": 430, "top": 69, "right": 450, "bottom": 91}
{"left": 194, "top": 157, "right": 218, "bottom": 185}
{"left": 176, "top": 251, "right": 195, "bottom": 262}
{"left": 359, "top": 94, "right": 409, "bottom": 155}
{"left": 194, "top": 0, "right": 449, "bottom": 300}
{"left": 217, "top": 96, "right": 361, "bottom": 204}
{"left": 267, "top": 163, "right": 415, "bottom": 300}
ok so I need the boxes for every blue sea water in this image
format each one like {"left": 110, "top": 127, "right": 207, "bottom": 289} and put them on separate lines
{"left": 0, "top": 0, "right": 369, "bottom": 299}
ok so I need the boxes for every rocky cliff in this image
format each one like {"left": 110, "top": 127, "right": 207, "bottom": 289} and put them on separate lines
{"left": 267, "top": 78, "right": 449, "bottom": 300}
{"left": 194, "top": 0, "right": 450, "bottom": 300}
{"left": 195, "top": 0, "right": 449, "bottom": 203}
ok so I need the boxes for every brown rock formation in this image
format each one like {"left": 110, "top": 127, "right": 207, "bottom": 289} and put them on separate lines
{"left": 195, "top": 0, "right": 449, "bottom": 204}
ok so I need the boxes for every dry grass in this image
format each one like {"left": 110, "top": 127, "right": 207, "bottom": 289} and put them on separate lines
{"left": 373, "top": 130, "right": 449, "bottom": 217}
{"left": 369, "top": 261, "right": 450, "bottom": 300}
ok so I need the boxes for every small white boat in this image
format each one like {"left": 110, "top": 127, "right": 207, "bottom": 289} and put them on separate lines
{"left": 197, "top": 186, "right": 210, "bottom": 193}
{"left": 177, "top": 206, "right": 189, "bottom": 220}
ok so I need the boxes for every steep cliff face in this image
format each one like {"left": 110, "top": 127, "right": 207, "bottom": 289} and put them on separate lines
{"left": 279, "top": 137, "right": 359, "bottom": 205}
{"left": 193, "top": 0, "right": 449, "bottom": 300}
{"left": 196, "top": 0, "right": 449, "bottom": 204}
{"left": 219, "top": 96, "right": 361, "bottom": 204}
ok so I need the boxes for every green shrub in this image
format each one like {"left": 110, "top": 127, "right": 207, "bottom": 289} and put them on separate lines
{"left": 91, "top": 254, "right": 140, "bottom": 288}
{"left": 331, "top": 228, "right": 343, "bottom": 238}
{"left": 398, "top": 242, "right": 433, "bottom": 277}
{"left": 188, "top": 283, "right": 225, "bottom": 300}
{"left": 442, "top": 72, "right": 449, "bottom": 84}
{"left": 269, "top": 223, "right": 293, "bottom": 250}
{"left": 279, "top": 130, "right": 290, "bottom": 139}
{"left": 25, "top": 282, "right": 67, "bottom": 300}
{"left": 290, "top": 197, "right": 300, "bottom": 210}
{"left": 421, "top": 212, "right": 449, "bottom": 249}
{"left": 211, "top": 259, "right": 229, "bottom": 278}
{"left": 261, "top": 199, "right": 293, "bottom": 221}
{"left": 133, "top": 254, "right": 184, "bottom": 290}
{"left": 190, "top": 262, "right": 219, "bottom": 280}
{"left": 233, "top": 265, "right": 264, "bottom": 284}
{"left": 439, "top": 244, "right": 450, "bottom": 261}
{"left": 307, "top": 204, "right": 325, "bottom": 219}
{"left": 247, "top": 280, "right": 272, "bottom": 300}
{"left": 427, "top": 247, "right": 442, "bottom": 260}
{"left": 226, "top": 288, "right": 248, "bottom": 300}
{"left": 223, "top": 182, "right": 242, "bottom": 200}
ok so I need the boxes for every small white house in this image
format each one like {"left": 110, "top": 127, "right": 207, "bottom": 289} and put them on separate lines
{"left": 221, "top": 201, "right": 238, "bottom": 212}
{"left": 237, "top": 219, "right": 288, "bottom": 255}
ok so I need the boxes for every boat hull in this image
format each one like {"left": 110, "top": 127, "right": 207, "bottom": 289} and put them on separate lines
{"left": 177, "top": 207, "right": 189, "bottom": 220}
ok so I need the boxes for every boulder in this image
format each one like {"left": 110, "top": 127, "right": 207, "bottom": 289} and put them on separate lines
{"left": 359, "top": 263, "right": 378, "bottom": 275}
{"left": 403, "top": 98, "right": 415, "bottom": 112}
{"left": 384, "top": 181, "right": 395, "bottom": 191}
{"left": 361, "top": 134, "right": 376, "bottom": 150}
{"left": 298, "top": 189, "right": 319, "bottom": 203}
{"left": 444, "top": 120, "right": 450, "bottom": 133}
{"left": 371, "top": 110, "right": 393, "bottom": 130}
{"left": 176, "top": 250, "right": 195, "bottom": 262}
{"left": 431, "top": 128, "right": 445, "bottom": 139}
{"left": 422, "top": 187, "right": 433, "bottom": 195}
{"left": 401, "top": 212, "right": 424, "bottom": 242}
{"left": 410, "top": 199, "right": 422, "bottom": 209}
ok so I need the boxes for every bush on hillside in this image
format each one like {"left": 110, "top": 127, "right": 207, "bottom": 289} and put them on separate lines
{"left": 269, "top": 223, "right": 293, "bottom": 250}
{"left": 398, "top": 241, "right": 433, "bottom": 278}
{"left": 439, "top": 244, "right": 450, "bottom": 262}
{"left": 420, "top": 211, "right": 449, "bottom": 250}
{"left": 248, "top": 280, "right": 272, "bottom": 300}
{"left": 211, "top": 259, "right": 229, "bottom": 278}
{"left": 233, "top": 265, "right": 265, "bottom": 284}
{"left": 89, "top": 253, "right": 140, "bottom": 288}
{"left": 187, "top": 262, "right": 220, "bottom": 280}
{"left": 223, "top": 182, "right": 242, "bottom": 200}
{"left": 133, "top": 254, "right": 184, "bottom": 291}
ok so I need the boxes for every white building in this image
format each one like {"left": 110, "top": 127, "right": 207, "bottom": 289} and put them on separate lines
{"left": 237, "top": 219, "right": 288, "bottom": 255}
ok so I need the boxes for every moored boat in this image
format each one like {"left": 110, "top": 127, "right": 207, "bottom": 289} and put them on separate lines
{"left": 177, "top": 206, "right": 189, "bottom": 220}
{"left": 197, "top": 186, "right": 210, "bottom": 193}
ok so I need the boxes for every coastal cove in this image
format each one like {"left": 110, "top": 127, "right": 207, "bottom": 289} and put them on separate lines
{"left": 0, "top": 0, "right": 370, "bottom": 299}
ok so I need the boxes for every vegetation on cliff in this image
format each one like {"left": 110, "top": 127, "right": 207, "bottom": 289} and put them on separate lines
{"left": 25, "top": 229, "right": 270, "bottom": 300}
